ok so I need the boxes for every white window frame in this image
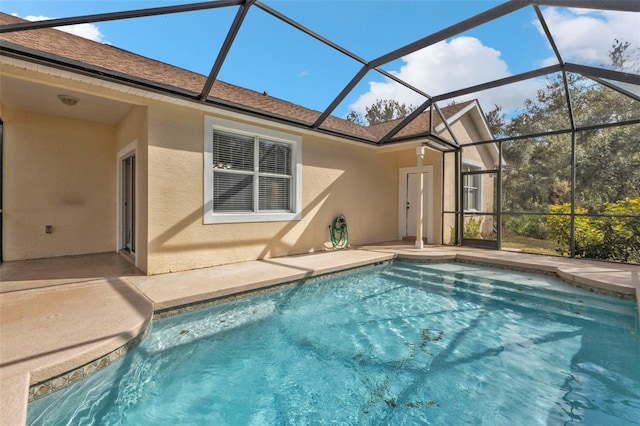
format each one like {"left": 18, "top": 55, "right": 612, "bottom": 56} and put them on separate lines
{"left": 462, "top": 160, "right": 483, "bottom": 212}
{"left": 204, "top": 116, "right": 302, "bottom": 224}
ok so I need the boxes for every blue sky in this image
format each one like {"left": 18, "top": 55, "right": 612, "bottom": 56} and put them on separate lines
{"left": 2, "top": 1, "right": 638, "bottom": 118}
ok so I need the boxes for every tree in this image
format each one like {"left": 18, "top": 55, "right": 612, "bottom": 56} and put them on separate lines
{"left": 345, "top": 110, "right": 366, "bottom": 126}
{"left": 610, "top": 38, "right": 631, "bottom": 70}
{"left": 497, "top": 40, "right": 640, "bottom": 214}
{"left": 496, "top": 39, "right": 640, "bottom": 262}
{"left": 484, "top": 104, "right": 507, "bottom": 138}
{"left": 346, "top": 99, "right": 416, "bottom": 125}
{"left": 609, "top": 38, "right": 640, "bottom": 73}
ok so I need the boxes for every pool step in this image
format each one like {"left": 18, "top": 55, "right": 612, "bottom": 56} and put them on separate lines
{"left": 389, "top": 261, "right": 633, "bottom": 310}
{"left": 380, "top": 262, "right": 637, "bottom": 328}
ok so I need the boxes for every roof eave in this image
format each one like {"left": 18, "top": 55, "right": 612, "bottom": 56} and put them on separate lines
{"left": 0, "top": 42, "right": 383, "bottom": 146}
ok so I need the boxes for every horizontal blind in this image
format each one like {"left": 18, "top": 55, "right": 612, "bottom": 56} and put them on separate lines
{"left": 259, "top": 140, "right": 291, "bottom": 175}
{"left": 213, "top": 130, "right": 254, "bottom": 171}
{"left": 258, "top": 140, "right": 292, "bottom": 211}
{"left": 211, "top": 130, "right": 294, "bottom": 214}
{"left": 259, "top": 176, "right": 290, "bottom": 211}
{"left": 213, "top": 172, "right": 253, "bottom": 212}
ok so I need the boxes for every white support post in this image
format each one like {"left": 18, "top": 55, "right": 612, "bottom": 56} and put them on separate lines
{"left": 415, "top": 146, "right": 425, "bottom": 249}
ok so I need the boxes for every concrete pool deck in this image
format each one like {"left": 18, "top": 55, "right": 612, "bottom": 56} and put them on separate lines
{"left": 1, "top": 243, "right": 639, "bottom": 425}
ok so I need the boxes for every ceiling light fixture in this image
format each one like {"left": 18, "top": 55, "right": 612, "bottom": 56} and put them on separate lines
{"left": 58, "top": 94, "right": 79, "bottom": 106}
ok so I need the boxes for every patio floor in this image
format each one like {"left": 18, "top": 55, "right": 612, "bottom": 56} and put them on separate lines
{"left": 1, "top": 243, "right": 639, "bottom": 425}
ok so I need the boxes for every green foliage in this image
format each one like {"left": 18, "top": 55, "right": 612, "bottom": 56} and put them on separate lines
{"left": 447, "top": 218, "right": 483, "bottom": 244}
{"left": 575, "top": 126, "right": 640, "bottom": 211}
{"left": 502, "top": 134, "right": 574, "bottom": 212}
{"left": 502, "top": 215, "right": 548, "bottom": 240}
{"left": 463, "top": 218, "right": 482, "bottom": 239}
{"left": 546, "top": 203, "right": 605, "bottom": 259}
{"left": 497, "top": 40, "right": 640, "bottom": 217}
{"left": 546, "top": 198, "right": 640, "bottom": 263}
{"left": 484, "top": 104, "right": 507, "bottom": 139}
{"left": 447, "top": 224, "right": 457, "bottom": 245}
{"left": 494, "top": 40, "right": 640, "bottom": 264}
{"left": 598, "top": 198, "right": 640, "bottom": 262}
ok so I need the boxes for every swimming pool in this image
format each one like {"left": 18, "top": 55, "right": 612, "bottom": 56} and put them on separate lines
{"left": 28, "top": 261, "right": 639, "bottom": 425}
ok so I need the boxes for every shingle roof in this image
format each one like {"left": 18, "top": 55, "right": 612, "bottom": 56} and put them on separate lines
{"left": 0, "top": 12, "right": 468, "bottom": 144}
{"left": 367, "top": 101, "right": 474, "bottom": 140}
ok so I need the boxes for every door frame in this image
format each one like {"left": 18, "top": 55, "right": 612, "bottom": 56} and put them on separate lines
{"left": 398, "top": 166, "right": 434, "bottom": 243}
{"left": 117, "top": 140, "right": 137, "bottom": 263}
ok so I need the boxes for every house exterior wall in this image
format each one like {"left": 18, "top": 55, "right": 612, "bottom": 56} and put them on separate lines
{"left": 0, "top": 62, "right": 491, "bottom": 273}
{"left": 144, "top": 102, "right": 399, "bottom": 274}
{"left": 1, "top": 107, "right": 117, "bottom": 260}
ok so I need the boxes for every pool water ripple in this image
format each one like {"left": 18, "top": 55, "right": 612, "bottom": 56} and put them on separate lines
{"left": 28, "top": 261, "right": 639, "bottom": 425}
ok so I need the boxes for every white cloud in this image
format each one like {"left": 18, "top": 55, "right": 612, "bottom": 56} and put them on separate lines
{"left": 347, "top": 8, "right": 640, "bottom": 119}
{"left": 536, "top": 8, "right": 640, "bottom": 70}
{"left": 21, "top": 14, "right": 106, "bottom": 42}
{"left": 298, "top": 71, "right": 310, "bottom": 77}
{"left": 348, "top": 36, "right": 542, "bottom": 116}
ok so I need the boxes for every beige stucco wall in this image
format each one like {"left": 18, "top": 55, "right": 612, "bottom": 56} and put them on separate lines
{"left": 0, "top": 62, "right": 491, "bottom": 272}
{"left": 144, "top": 102, "right": 400, "bottom": 274}
{"left": 1, "top": 107, "right": 117, "bottom": 260}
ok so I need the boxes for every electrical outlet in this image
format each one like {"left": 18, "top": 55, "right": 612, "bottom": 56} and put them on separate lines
{"left": 45, "top": 225, "right": 53, "bottom": 234}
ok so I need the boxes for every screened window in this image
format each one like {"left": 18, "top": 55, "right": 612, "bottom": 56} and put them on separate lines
{"left": 204, "top": 116, "right": 302, "bottom": 223}
{"left": 463, "top": 164, "right": 482, "bottom": 212}
{"left": 258, "top": 140, "right": 292, "bottom": 211}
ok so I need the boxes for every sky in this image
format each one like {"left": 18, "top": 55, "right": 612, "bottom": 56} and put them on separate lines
{"left": 2, "top": 0, "right": 639, "bottom": 119}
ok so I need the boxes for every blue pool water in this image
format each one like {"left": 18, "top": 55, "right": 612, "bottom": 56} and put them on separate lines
{"left": 29, "top": 261, "right": 639, "bottom": 425}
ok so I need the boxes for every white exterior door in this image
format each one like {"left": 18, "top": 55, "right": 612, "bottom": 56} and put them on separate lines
{"left": 399, "top": 167, "right": 433, "bottom": 243}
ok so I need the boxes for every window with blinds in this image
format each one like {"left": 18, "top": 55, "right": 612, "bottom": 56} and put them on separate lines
{"left": 204, "top": 116, "right": 302, "bottom": 224}
{"left": 212, "top": 131, "right": 293, "bottom": 213}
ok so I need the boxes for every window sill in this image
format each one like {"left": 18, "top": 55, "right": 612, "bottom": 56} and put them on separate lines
{"left": 204, "top": 211, "right": 302, "bottom": 224}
